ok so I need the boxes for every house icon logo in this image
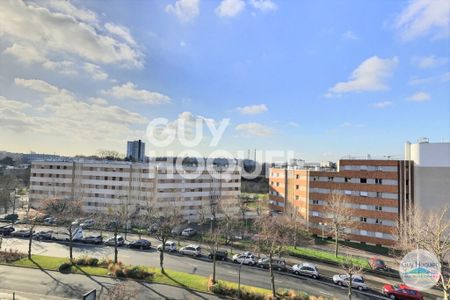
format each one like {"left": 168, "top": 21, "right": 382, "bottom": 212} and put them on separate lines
{"left": 399, "top": 249, "right": 441, "bottom": 291}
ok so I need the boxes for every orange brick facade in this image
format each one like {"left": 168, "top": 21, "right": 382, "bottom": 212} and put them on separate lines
{"left": 269, "top": 160, "right": 413, "bottom": 246}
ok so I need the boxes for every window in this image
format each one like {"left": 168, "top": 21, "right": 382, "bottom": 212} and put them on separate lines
{"left": 345, "top": 177, "right": 350, "bottom": 183}
{"left": 375, "top": 219, "right": 383, "bottom": 224}
{"left": 63, "top": 166, "right": 67, "bottom": 169}
{"left": 104, "top": 176, "right": 108, "bottom": 180}
{"left": 57, "top": 166, "right": 60, "bottom": 169}
{"left": 375, "top": 232, "right": 383, "bottom": 238}
{"left": 360, "top": 230, "right": 368, "bottom": 236}
{"left": 345, "top": 190, "right": 352, "bottom": 195}
{"left": 296, "top": 175, "right": 299, "bottom": 179}
{"left": 328, "top": 177, "right": 334, "bottom": 182}
{"left": 312, "top": 211, "right": 319, "bottom": 217}
{"left": 375, "top": 205, "right": 382, "bottom": 211}
{"left": 376, "top": 192, "right": 382, "bottom": 198}
{"left": 360, "top": 178, "right": 367, "bottom": 183}
{"left": 295, "top": 196, "right": 300, "bottom": 200}
{"left": 296, "top": 185, "right": 299, "bottom": 190}
{"left": 312, "top": 200, "right": 319, "bottom": 204}
{"left": 360, "top": 217, "right": 367, "bottom": 222}
{"left": 104, "top": 185, "right": 107, "bottom": 189}
{"left": 49, "top": 165, "right": 53, "bottom": 169}
{"left": 375, "top": 178, "right": 382, "bottom": 184}
{"left": 360, "top": 191, "right": 368, "bottom": 197}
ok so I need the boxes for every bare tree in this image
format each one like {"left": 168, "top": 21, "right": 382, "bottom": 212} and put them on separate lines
{"left": 42, "top": 197, "right": 83, "bottom": 262}
{"left": 219, "top": 197, "right": 240, "bottom": 253}
{"left": 150, "top": 200, "right": 182, "bottom": 274}
{"left": 397, "top": 205, "right": 450, "bottom": 299}
{"left": 253, "top": 214, "right": 295, "bottom": 298}
{"left": 0, "top": 175, "right": 19, "bottom": 214}
{"left": 326, "top": 191, "right": 354, "bottom": 257}
{"left": 340, "top": 255, "right": 365, "bottom": 300}
{"left": 203, "top": 227, "right": 222, "bottom": 284}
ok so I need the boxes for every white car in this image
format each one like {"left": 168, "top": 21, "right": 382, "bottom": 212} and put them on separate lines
{"left": 292, "top": 263, "right": 320, "bottom": 279}
{"left": 179, "top": 244, "right": 201, "bottom": 257}
{"left": 181, "top": 228, "right": 197, "bottom": 237}
{"left": 157, "top": 241, "right": 177, "bottom": 252}
{"left": 232, "top": 253, "right": 257, "bottom": 265}
{"left": 332, "top": 274, "right": 368, "bottom": 290}
{"left": 80, "top": 219, "right": 95, "bottom": 228}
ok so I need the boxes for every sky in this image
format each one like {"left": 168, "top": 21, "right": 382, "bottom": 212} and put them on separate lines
{"left": 0, "top": 0, "right": 449, "bottom": 163}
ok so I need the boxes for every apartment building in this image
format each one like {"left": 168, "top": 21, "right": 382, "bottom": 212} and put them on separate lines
{"left": 29, "top": 159, "right": 241, "bottom": 221}
{"left": 269, "top": 159, "right": 413, "bottom": 246}
{"left": 405, "top": 140, "right": 450, "bottom": 216}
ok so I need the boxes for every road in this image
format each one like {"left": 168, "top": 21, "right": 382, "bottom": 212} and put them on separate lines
{"left": 1, "top": 236, "right": 381, "bottom": 300}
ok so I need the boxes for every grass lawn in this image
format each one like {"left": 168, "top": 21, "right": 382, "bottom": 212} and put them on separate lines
{"left": 287, "top": 246, "right": 370, "bottom": 269}
{"left": 10, "top": 254, "right": 276, "bottom": 296}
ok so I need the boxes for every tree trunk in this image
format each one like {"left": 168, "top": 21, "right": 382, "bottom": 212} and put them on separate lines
{"left": 114, "top": 229, "right": 118, "bottom": 264}
{"left": 160, "top": 240, "right": 165, "bottom": 274}
{"left": 212, "top": 242, "right": 217, "bottom": 283}
{"left": 27, "top": 227, "right": 33, "bottom": 259}
{"left": 68, "top": 227, "right": 73, "bottom": 262}
{"left": 348, "top": 273, "right": 352, "bottom": 300}
{"left": 441, "top": 275, "right": 449, "bottom": 300}
{"left": 335, "top": 230, "right": 339, "bottom": 258}
{"left": 269, "top": 253, "right": 276, "bottom": 298}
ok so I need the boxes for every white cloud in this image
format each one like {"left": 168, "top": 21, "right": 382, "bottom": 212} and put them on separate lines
{"left": 0, "top": 96, "right": 31, "bottom": 110}
{"left": 412, "top": 55, "right": 449, "bottom": 69}
{"left": 104, "top": 82, "right": 171, "bottom": 104}
{"left": 394, "top": 0, "right": 450, "bottom": 41}
{"left": 236, "top": 104, "right": 268, "bottom": 115}
{"left": 89, "top": 97, "right": 108, "bottom": 106}
{"left": 14, "top": 78, "right": 60, "bottom": 94}
{"left": 215, "top": 0, "right": 245, "bottom": 17}
{"left": 249, "top": 0, "right": 277, "bottom": 12}
{"left": 342, "top": 30, "right": 358, "bottom": 40}
{"left": 105, "top": 23, "right": 136, "bottom": 45}
{"left": 41, "top": 0, "right": 97, "bottom": 23}
{"left": 288, "top": 121, "right": 299, "bottom": 128}
{"left": 83, "top": 63, "right": 108, "bottom": 80}
{"left": 371, "top": 101, "right": 393, "bottom": 108}
{"left": 166, "top": 0, "right": 200, "bottom": 22}
{"left": 408, "top": 91, "right": 431, "bottom": 102}
{"left": 235, "top": 122, "right": 273, "bottom": 137}
{"left": 328, "top": 56, "right": 398, "bottom": 95}
{"left": 42, "top": 60, "right": 77, "bottom": 75}
{"left": 0, "top": 0, "right": 142, "bottom": 67}
{"left": 3, "top": 43, "right": 45, "bottom": 64}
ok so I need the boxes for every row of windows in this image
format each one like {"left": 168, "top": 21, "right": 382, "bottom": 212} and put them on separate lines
{"left": 339, "top": 165, "right": 397, "bottom": 172}
{"left": 309, "top": 188, "right": 398, "bottom": 200}
{"left": 310, "top": 200, "right": 398, "bottom": 213}
{"left": 32, "top": 173, "right": 68, "bottom": 178}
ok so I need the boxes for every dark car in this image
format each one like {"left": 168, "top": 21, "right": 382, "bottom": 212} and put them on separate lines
{"left": 3, "top": 214, "right": 18, "bottom": 222}
{"left": 382, "top": 284, "right": 424, "bottom": 300}
{"left": 369, "top": 257, "right": 388, "bottom": 271}
{"left": 128, "top": 239, "right": 151, "bottom": 250}
{"left": 82, "top": 235, "right": 103, "bottom": 244}
{"left": 33, "top": 231, "right": 54, "bottom": 241}
{"left": 11, "top": 229, "right": 33, "bottom": 238}
{"left": 257, "top": 257, "right": 287, "bottom": 272}
{"left": 208, "top": 250, "right": 228, "bottom": 261}
{"left": 0, "top": 225, "right": 15, "bottom": 236}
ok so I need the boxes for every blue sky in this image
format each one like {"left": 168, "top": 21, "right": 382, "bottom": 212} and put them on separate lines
{"left": 0, "top": 0, "right": 448, "bottom": 162}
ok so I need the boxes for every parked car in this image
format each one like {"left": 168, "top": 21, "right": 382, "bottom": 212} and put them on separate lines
{"left": 208, "top": 250, "right": 228, "bottom": 261}
{"left": 44, "top": 217, "right": 57, "bottom": 225}
{"left": 382, "top": 284, "right": 424, "bottom": 300}
{"left": 82, "top": 235, "right": 103, "bottom": 244}
{"left": 171, "top": 226, "right": 184, "bottom": 236}
{"left": 104, "top": 236, "right": 125, "bottom": 246}
{"left": 179, "top": 244, "right": 201, "bottom": 257}
{"left": 0, "top": 225, "right": 15, "bottom": 236}
{"left": 157, "top": 241, "right": 177, "bottom": 252}
{"left": 181, "top": 228, "right": 197, "bottom": 237}
{"left": 11, "top": 229, "right": 33, "bottom": 238}
{"left": 148, "top": 224, "right": 159, "bottom": 234}
{"left": 292, "top": 263, "right": 320, "bottom": 279}
{"left": 232, "top": 253, "right": 257, "bottom": 265}
{"left": 80, "top": 219, "right": 95, "bottom": 228}
{"left": 128, "top": 239, "right": 151, "bottom": 250}
{"left": 32, "top": 231, "right": 54, "bottom": 241}
{"left": 3, "top": 214, "right": 18, "bottom": 222}
{"left": 257, "top": 257, "right": 287, "bottom": 272}
{"left": 332, "top": 274, "right": 368, "bottom": 290}
{"left": 369, "top": 257, "right": 388, "bottom": 271}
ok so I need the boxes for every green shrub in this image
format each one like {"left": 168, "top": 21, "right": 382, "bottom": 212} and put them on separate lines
{"left": 124, "top": 266, "right": 153, "bottom": 280}
{"left": 58, "top": 262, "right": 72, "bottom": 273}
{"left": 87, "top": 257, "right": 99, "bottom": 266}
{"left": 75, "top": 256, "right": 88, "bottom": 266}
{"left": 115, "top": 268, "right": 126, "bottom": 278}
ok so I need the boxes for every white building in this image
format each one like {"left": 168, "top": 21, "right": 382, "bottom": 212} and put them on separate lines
{"left": 404, "top": 139, "right": 450, "bottom": 215}
{"left": 29, "top": 159, "right": 241, "bottom": 221}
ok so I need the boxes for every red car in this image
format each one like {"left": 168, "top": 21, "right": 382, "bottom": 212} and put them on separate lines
{"left": 382, "top": 284, "right": 424, "bottom": 300}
